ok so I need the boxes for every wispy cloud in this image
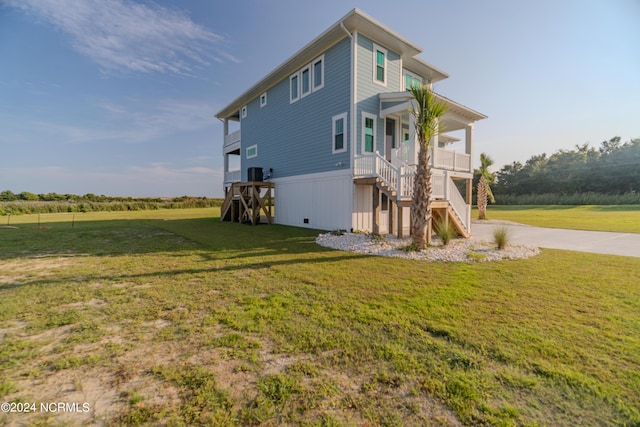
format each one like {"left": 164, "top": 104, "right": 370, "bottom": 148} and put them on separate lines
{"left": 6, "top": 0, "right": 239, "bottom": 75}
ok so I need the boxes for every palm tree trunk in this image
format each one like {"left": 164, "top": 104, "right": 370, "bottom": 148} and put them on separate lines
{"left": 478, "top": 176, "right": 487, "bottom": 220}
{"left": 412, "top": 144, "right": 432, "bottom": 248}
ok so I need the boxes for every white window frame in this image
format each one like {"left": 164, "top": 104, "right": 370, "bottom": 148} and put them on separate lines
{"left": 300, "top": 64, "right": 311, "bottom": 98}
{"left": 241, "top": 105, "right": 247, "bottom": 119}
{"left": 289, "top": 73, "right": 300, "bottom": 103}
{"left": 260, "top": 92, "right": 267, "bottom": 108}
{"left": 332, "top": 112, "right": 348, "bottom": 154}
{"left": 312, "top": 55, "right": 324, "bottom": 91}
{"left": 361, "top": 112, "right": 377, "bottom": 154}
{"left": 373, "top": 43, "right": 387, "bottom": 87}
{"left": 246, "top": 144, "right": 258, "bottom": 159}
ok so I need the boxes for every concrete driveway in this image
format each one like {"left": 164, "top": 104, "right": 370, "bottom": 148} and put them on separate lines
{"left": 471, "top": 221, "right": 640, "bottom": 258}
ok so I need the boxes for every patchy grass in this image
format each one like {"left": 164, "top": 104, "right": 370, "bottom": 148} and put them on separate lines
{"left": 475, "top": 205, "right": 640, "bottom": 233}
{"left": 1, "top": 208, "right": 639, "bottom": 426}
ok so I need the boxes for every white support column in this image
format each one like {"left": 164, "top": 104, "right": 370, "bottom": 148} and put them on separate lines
{"left": 465, "top": 123, "right": 474, "bottom": 171}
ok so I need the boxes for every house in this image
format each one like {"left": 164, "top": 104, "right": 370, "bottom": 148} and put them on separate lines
{"left": 216, "top": 8, "right": 486, "bottom": 237}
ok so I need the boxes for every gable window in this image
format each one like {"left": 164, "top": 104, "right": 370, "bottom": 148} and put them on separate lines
{"left": 246, "top": 144, "right": 258, "bottom": 159}
{"left": 332, "top": 113, "right": 347, "bottom": 154}
{"left": 312, "top": 55, "right": 324, "bottom": 91}
{"left": 373, "top": 44, "right": 387, "bottom": 86}
{"left": 241, "top": 105, "right": 247, "bottom": 119}
{"left": 301, "top": 65, "right": 311, "bottom": 97}
{"left": 290, "top": 73, "right": 299, "bottom": 103}
{"left": 260, "top": 92, "right": 267, "bottom": 107}
{"left": 362, "top": 112, "right": 376, "bottom": 153}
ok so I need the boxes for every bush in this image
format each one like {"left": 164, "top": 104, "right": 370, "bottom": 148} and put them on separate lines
{"left": 493, "top": 226, "right": 510, "bottom": 250}
{"left": 433, "top": 218, "right": 457, "bottom": 246}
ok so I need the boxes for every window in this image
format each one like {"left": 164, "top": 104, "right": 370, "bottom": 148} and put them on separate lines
{"left": 301, "top": 65, "right": 311, "bottom": 97}
{"left": 260, "top": 92, "right": 267, "bottom": 108}
{"left": 241, "top": 105, "right": 247, "bottom": 119}
{"left": 332, "top": 113, "right": 347, "bottom": 154}
{"left": 290, "top": 73, "right": 299, "bottom": 103}
{"left": 312, "top": 55, "right": 324, "bottom": 91}
{"left": 404, "top": 71, "right": 423, "bottom": 90}
{"left": 373, "top": 44, "right": 387, "bottom": 86}
{"left": 362, "top": 112, "right": 376, "bottom": 153}
{"left": 290, "top": 55, "right": 324, "bottom": 102}
{"left": 246, "top": 144, "right": 258, "bottom": 159}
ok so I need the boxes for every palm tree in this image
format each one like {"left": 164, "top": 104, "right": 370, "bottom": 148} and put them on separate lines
{"left": 476, "top": 152, "right": 496, "bottom": 220}
{"left": 409, "top": 84, "right": 447, "bottom": 248}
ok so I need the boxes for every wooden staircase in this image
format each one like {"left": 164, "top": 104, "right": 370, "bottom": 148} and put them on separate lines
{"left": 221, "top": 182, "right": 274, "bottom": 225}
{"left": 374, "top": 177, "right": 469, "bottom": 238}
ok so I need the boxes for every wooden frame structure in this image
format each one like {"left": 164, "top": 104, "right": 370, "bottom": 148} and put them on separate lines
{"left": 221, "top": 182, "right": 274, "bottom": 225}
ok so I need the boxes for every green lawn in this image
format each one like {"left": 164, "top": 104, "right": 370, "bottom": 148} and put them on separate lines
{"left": 477, "top": 205, "right": 640, "bottom": 233}
{"left": 1, "top": 208, "right": 639, "bottom": 426}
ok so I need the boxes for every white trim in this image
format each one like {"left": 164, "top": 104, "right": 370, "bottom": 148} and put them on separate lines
{"left": 332, "top": 112, "right": 348, "bottom": 154}
{"left": 372, "top": 43, "right": 387, "bottom": 87}
{"left": 312, "top": 55, "right": 324, "bottom": 91}
{"left": 260, "top": 92, "right": 267, "bottom": 108}
{"left": 361, "top": 111, "right": 376, "bottom": 154}
{"left": 350, "top": 31, "right": 357, "bottom": 198}
{"left": 241, "top": 105, "right": 247, "bottom": 119}
{"left": 289, "top": 73, "right": 300, "bottom": 103}
{"left": 246, "top": 144, "right": 258, "bottom": 159}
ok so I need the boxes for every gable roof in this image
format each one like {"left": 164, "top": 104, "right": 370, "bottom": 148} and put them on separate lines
{"left": 215, "top": 8, "right": 449, "bottom": 120}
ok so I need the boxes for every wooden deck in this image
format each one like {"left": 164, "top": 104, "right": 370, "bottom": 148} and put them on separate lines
{"left": 221, "top": 182, "right": 274, "bottom": 225}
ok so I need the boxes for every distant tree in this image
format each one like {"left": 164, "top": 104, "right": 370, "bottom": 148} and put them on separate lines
{"left": 0, "top": 190, "right": 17, "bottom": 201}
{"left": 476, "top": 153, "right": 496, "bottom": 219}
{"left": 408, "top": 83, "right": 447, "bottom": 248}
{"left": 18, "top": 191, "right": 39, "bottom": 201}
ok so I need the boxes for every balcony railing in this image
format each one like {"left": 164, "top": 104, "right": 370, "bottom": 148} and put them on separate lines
{"left": 433, "top": 147, "right": 471, "bottom": 172}
{"left": 224, "top": 170, "right": 241, "bottom": 184}
{"left": 224, "top": 130, "right": 241, "bottom": 151}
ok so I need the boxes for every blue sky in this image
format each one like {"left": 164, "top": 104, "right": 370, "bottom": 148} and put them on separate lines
{"left": 1, "top": 0, "right": 638, "bottom": 197}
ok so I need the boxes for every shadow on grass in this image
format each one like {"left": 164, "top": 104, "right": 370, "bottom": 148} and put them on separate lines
{"left": 0, "top": 216, "right": 370, "bottom": 291}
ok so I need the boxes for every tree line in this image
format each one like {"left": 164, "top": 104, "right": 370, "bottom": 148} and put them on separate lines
{"left": 491, "top": 136, "right": 640, "bottom": 203}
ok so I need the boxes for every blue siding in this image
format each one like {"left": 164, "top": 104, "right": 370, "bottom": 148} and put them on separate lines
{"left": 240, "top": 38, "right": 351, "bottom": 180}
{"left": 355, "top": 34, "right": 402, "bottom": 156}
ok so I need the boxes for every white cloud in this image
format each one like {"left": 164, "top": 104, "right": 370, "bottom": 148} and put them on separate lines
{"left": 7, "top": 0, "right": 239, "bottom": 75}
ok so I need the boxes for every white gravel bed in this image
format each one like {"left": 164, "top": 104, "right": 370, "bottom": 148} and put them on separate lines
{"left": 315, "top": 232, "right": 540, "bottom": 262}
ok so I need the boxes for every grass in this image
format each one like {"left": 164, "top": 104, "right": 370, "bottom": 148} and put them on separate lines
{"left": 1, "top": 208, "right": 639, "bottom": 426}
{"left": 474, "top": 205, "right": 640, "bottom": 233}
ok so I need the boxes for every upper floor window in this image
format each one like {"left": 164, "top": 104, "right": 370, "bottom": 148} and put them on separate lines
{"left": 290, "top": 54, "right": 325, "bottom": 103}
{"left": 404, "top": 71, "right": 423, "bottom": 90}
{"left": 260, "top": 92, "right": 267, "bottom": 107}
{"left": 332, "top": 113, "right": 347, "bottom": 154}
{"left": 290, "top": 74, "right": 299, "bottom": 103}
{"left": 301, "top": 65, "right": 311, "bottom": 98}
{"left": 241, "top": 105, "right": 247, "bottom": 119}
{"left": 373, "top": 44, "right": 387, "bottom": 86}
{"left": 246, "top": 144, "right": 258, "bottom": 159}
{"left": 312, "top": 55, "right": 324, "bottom": 91}
{"left": 362, "top": 112, "right": 376, "bottom": 153}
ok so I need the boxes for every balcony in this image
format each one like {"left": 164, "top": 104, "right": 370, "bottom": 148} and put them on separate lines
{"left": 224, "top": 130, "right": 241, "bottom": 154}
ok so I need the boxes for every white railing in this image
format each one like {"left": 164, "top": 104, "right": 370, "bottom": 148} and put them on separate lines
{"left": 224, "top": 170, "right": 241, "bottom": 183}
{"left": 446, "top": 176, "right": 470, "bottom": 232}
{"left": 431, "top": 174, "right": 445, "bottom": 198}
{"left": 433, "top": 147, "right": 471, "bottom": 172}
{"left": 224, "top": 129, "right": 241, "bottom": 149}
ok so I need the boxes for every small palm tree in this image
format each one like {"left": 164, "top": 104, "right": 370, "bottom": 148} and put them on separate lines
{"left": 409, "top": 84, "right": 447, "bottom": 248}
{"left": 476, "top": 152, "right": 496, "bottom": 220}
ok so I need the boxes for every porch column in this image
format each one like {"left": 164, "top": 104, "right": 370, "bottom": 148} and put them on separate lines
{"left": 465, "top": 123, "right": 474, "bottom": 171}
